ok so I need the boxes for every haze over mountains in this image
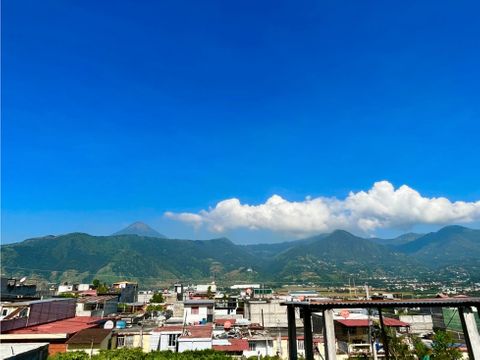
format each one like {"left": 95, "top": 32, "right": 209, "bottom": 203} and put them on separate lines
{"left": 1, "top": 223, "right": 479, "bottom": 286}
{"left": 112, "top": 221, "right": 167, "bottom": 238}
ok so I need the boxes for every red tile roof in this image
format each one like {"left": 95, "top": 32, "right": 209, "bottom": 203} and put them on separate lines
{"left": 6, "top": 317, "right": 102, "bottom": 335}
{"left": 213, "top": 339, "right": 248, "bottom": 352}
{"left": 336, "top": 318, "right": 409, "bottom": 328}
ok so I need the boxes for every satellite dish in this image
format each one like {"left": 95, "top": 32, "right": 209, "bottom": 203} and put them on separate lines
{"left": 19, "top": 277, "right": 27, "bottom": 284}
{"left": 103, "top": 320, "right": 114, "bottom": 329}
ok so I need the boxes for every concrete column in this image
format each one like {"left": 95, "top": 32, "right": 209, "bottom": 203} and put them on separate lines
{"left": 459, "top": 306, "right": 480, "bottom": 360}
{"left": 287, "top": 305, "right": 298, "bottom": 360}
{"left": 323, "top": 309, "right": 336, "bottom": 360}
{"left": 378, "top": 308, "right": 390, "bottom": 360}
{"left": 303, "top": 308, "right": 314, "bottom": 360}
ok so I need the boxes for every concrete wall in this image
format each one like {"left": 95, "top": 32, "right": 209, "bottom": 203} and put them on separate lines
{"left": 243, "top": 339, "right": 274, "bottom": 358}
{"left": 245, "top": 300, "right": 301, "bottom": 327}
{"left": 399, "top": 315, "right": 433, "bottom": 335}
{"left": 184, "top": 306, "right": 210, "bottom": 324}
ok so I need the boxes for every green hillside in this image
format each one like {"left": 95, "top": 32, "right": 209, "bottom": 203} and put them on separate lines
{"left": 2, "top": 226, "right": 479, "bottom": 287}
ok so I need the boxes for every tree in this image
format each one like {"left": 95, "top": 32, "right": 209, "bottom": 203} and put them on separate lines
{"left": 150, "top": 292, "right": 164, "bottom": 303}
{"left": 206, "top": 286, "right": 214, "bottom": 299}
{"left": 412, "top": 336, "right": 431, "bottom": 360}
{"left": 431, "top": 330, "right": 462, "bottom": 360}
{"left": 92, "top": 279, "right": 101, "bottom": 289}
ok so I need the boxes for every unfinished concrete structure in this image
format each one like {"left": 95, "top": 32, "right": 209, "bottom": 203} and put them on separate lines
{"left": 283, "top": 297, "right": 480, "bottom": 360}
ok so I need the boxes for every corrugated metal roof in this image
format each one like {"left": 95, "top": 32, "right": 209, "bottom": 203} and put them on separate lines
{"left": 77, "top": 295, "right": 118, "bottom": 303}
{"left": 66, "top": 328, "right": 111, "bottom": 345}
{"left": 213, "top": 339, "right": 248, "bottom": 352}
{"left": 282, "top": 297, "right": 480, "bottom": 309}
{"left": 6, "top": 317, "right": 102, "bottom": 335}
{"left": 336, "top": 318, "right": 409, "bottom": 327}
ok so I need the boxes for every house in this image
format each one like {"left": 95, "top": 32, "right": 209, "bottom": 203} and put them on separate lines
{"left": 112, "top": 281, "right": 138, "bottom": 303}
{"left": 183, "top": 300, "right": 214, "bottom": 324}
{"left": 0, "top": 298, "right": 76, "bottom": 332}
{"left": 243, "top": 335, "right": 275, "bottom": 358}
{"left": 111, "top": 324, "right": 155, "bottom": 353}
{"left": 244, "top": 299, "right": 301, "bottom": 328}
{"left": 0, "top": 317, "right": 103, "bottom": 356}
{"left": 334, "top": 317, "right": 410, "bottom": 356}
{"left": 150, "top": 324, "right": 213, "bottom": 352}
{"left": 76, "top": 295, "right": 118, "bottom": 317}
{"left": 66, "top": 328, "right": 112, "bottom": 355}
{"left": 177, "top": 324, "right": 214, "bottom": 352}
{"left": 0, "top": 277, "right": 37, "bottom": 301}
{"left": 275, "top": 336, "right": 324, "bottom": 360}
{"left": 214, "top": 297, "right": 237, "bottom": 316}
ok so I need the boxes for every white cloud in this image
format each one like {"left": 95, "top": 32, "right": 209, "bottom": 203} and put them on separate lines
{"left": 165, "top": 181, "right": 480, "bottom": 235}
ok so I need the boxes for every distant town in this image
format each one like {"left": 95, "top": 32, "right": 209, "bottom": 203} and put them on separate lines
{"left": 1, "top": 272, "right": 480, "bottom": 359}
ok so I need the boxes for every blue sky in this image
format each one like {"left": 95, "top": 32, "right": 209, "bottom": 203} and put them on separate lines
{"left": 2, "top": 0, "right": 480, "bottom": 244}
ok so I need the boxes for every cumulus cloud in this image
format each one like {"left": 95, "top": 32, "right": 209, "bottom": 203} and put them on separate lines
{"left": 165, "top": 181, "right": 480, "bottom": 235}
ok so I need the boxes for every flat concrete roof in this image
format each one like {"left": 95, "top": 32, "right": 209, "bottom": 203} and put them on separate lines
{"left": 0, "top": 343, "right": 49, "bottom": 359}
{"left": 282, "top": 297, "right": 480, "bottom": 309}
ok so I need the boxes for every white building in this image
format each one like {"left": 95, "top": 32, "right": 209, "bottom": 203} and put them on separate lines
{"left": 75, "top": 295, "right": 118, "bottom": 317}
{"left": 150, "top": 325, "right": 213, "bottom": 352}
{"left": 243, "top": 336, "right": 275, "bottom": 358}
{"left": 183, "top": 300, "right": 214, "bottom": 324}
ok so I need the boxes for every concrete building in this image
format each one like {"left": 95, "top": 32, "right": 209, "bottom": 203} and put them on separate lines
{"left": 183, "top": 300, "right": 214, "bottom": 324}
{"left": 112, "top": 281, "right": 138, "bottom": 303}
{"left": 242, "top": 335, "right": 275, "bottom": 358}
{"left": 0, "top": 278, "right": 37, "bottom": 301}
{"left": 244, "top": 299, "right": 301, "bottom": 328}
{"left": 66, "top": 328, "right": 112, "bottom": 355}
{"left": 112, "top": 325, "right": 155, "bottom": 353}
{"left": 398, "top": 314, "right": 434, "bottom": 336}
{"left": 150, "top": 325, "right": 213, "bottom": 352}
{"left": 75, "top": 295, "right": 118, "bottom": 317}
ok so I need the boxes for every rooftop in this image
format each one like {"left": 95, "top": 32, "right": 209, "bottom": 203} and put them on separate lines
{"left": 184, "top": 300, "right": 215, "bottom": 306}
{"left": 66, "top": 328, "right": 112, "bottom": 345}
{"left": 5, "top": 316, "right": 102, "bottom": 335}
{"left": 336, "top": 318, "right": 410, "bottom": 328}
{"left": 212, "top": 339, "right": 248, "bottom": 352}
{"left": 282, "top": 297, "right": 480, "bottom": 309}
{"left": 77, "top": 295, "right": 118, "bottom": 303}
{"left": 0, "top": 343, "right": 49, "bottom": 359}
{"left": 153, "top": 324, "right": 213, "bottom": 339}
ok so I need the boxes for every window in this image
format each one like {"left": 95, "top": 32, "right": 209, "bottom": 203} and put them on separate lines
{"left": 297, "top": 340, "right": 304, "bottom": 350}
{"left": 117, "top": 336, "right": 125, "bottom": 348}
{"left": 125, "top": 336, "right": 134, "bottom": 347}
{"left": 168, "top": 334, "right": 179, "bottom": 347}
{"left": 191, "top": 306, "right": 199, "bottom": 315}
{"left": 2, "top": 309, "right": 8, "bottom": 316}
{"left": 248, "top": 341, "right": 256, "bottom": 351}
{"left": 117, "top": 335, "right": 134, "bottom": 348}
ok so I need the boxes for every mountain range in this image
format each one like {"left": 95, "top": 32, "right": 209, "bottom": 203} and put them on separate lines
{"left": 1, "top": 224, "right": 479, "bottom": 287}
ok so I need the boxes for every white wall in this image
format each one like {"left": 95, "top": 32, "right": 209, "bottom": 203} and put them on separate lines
{"left": 178, "top": 338, "right": 212, "bottom": 352}
{"left": 243, "top": 339, "right": 274, "bottom": 357}
{"left": 184, "top": 306, "right": 209, "bottom": 324}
